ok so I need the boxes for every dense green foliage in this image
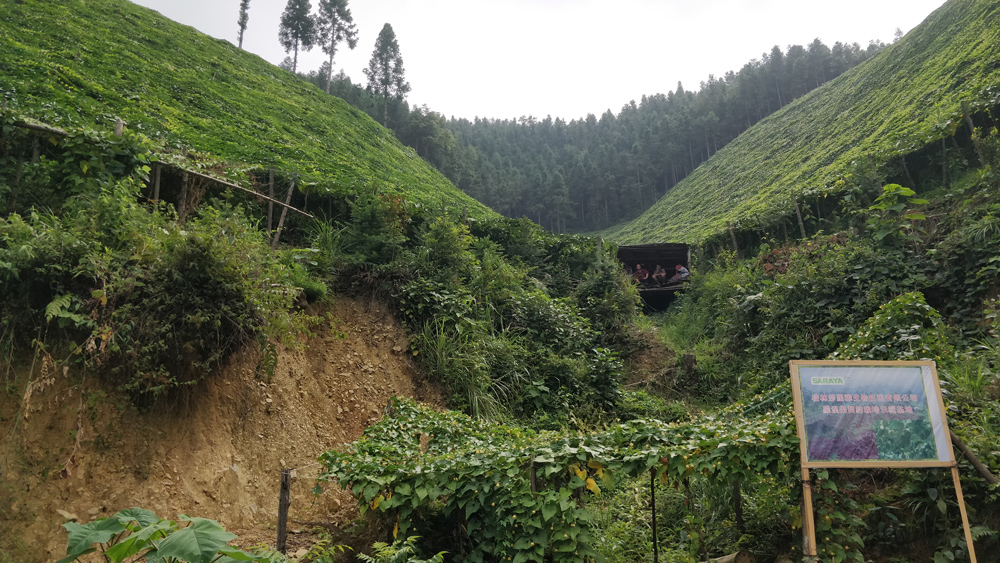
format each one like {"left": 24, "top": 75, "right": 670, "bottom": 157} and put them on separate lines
{"left": 608, "top": 0, "right": 1000, "bottom": 243}
{"left": 0, "top": 0, "right": 490, "bottom": 216}
{"left": 319, "top": 398, "right": 798, "bottom": 563}
{"left": 0, "top": 120, "right": 313, "bottom": 400}
{"left": 309, "top": 191, "right": 640, "bottom": 422}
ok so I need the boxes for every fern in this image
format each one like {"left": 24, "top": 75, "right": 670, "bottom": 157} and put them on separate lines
{"left": 44, "top": 294, "right": 73, "bottom": 323}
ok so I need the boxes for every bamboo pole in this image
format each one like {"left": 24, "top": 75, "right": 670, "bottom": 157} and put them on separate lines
{"left": 950, "top": 466, "right": 978, "bottom": 563}
{"left": 184, "top": 168, "right": 312, "bottom": 219}
{"left": 268, "top": 166, "right": 275, "bottom": 231}
{"left": 951, "top": 429, "right": 998, "bottom": 484}
{"left": 271, "top": 177, "right": 297, "bottom": 249}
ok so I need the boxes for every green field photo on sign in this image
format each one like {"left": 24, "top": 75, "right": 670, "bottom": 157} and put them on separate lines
{"left": 798, "top": 366, "right": 938, "bottom": 462}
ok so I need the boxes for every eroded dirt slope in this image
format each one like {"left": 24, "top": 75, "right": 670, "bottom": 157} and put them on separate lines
{"left": 0, "top": 296, "right": 442, "bottom": 562}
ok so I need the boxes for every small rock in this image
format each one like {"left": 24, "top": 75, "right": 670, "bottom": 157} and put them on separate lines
{"left": 392, "top": 345, "right": 402, "bottom": 353}
{"left": 88, "top": 507, "right": 100, "bottom": 516}
{"left": 293, "top": 548, "right": 309, "bottom": 558}
{"left": 57, "top": 510, "right": 79, "bottom": 521}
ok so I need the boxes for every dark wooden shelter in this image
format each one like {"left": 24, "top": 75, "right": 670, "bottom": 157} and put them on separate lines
{"left": 616, "top": 243, "right": 691, "bottom": 311}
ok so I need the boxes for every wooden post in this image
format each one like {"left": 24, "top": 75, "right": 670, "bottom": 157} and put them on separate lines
{"left": 276, "top": 468, "right": 291, "bottom": 554}
{"left": 271, "top": 177, "right": 297, "bottom": 249}
{"left": 962, "top": 101, "right": 988, "bottom": 167}
{"left": 727, "top": 222, "right": 740, "bottom": 259}
{"left": 152, "top": 164, "right": 161, "bottom": 201}
{"left": 267, "top": 167, "right": 275, "bottom": 232}
{"left": 650, "top": 468, "right": 658, "bottom": 563}
{"left": 733, "top": 478, "right": 744, "bottom": 533}
{"left": 792, "top": 189, "right": 807, "bottom": 239}
{"left": 951, "top": 466, "right": 978, "bottom": 562}
{"left": 114, "top": 118, "right": 124, "bottom": 137}
{"left": 178, "top": 170, "right": 189, "bottom": 221}
{"left": 941, "top": 138, "right": 949, "bottom": 190}
{"left": 801, "top": 466, "right": 817, "bottom": 558}
{"left": 696, "top": 238, "right": 704, "bottom": 266}
{"left": 31, "top": 136, "right": 40, "bottom": 163}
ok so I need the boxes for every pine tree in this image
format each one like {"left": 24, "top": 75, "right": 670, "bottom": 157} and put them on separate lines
{"left": 237, "top": 0, "right": 251, "bottom": 49}
{"left": 363, "top": 23, "right": 410, "bottom": 126}
{"left": 278, "top": 0, "right": 316, "bottom": 74}
{"left": 315, "top": 0, "right": 358, "bottom": 94}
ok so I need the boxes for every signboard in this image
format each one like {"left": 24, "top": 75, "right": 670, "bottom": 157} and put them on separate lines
{"left": 790, "top": 360, "right": 954, "bottom": 468}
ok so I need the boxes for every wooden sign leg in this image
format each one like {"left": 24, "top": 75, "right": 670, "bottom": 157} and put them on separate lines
{"left": 801, "top": 466, "right": 818, "bottom": 559}
{"left": 950, "top": 466, "right": 977, "bottom": 563}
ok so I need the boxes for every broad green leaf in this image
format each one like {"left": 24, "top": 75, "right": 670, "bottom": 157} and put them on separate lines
{"left": 64, "top": 518, "right": 127, "bottom": 556}
{"left": 153, "top": 518, "right": 237, "bottom": 563}
{"left": 114, "top": 507, "right": 160, "bottom": 528}
{"left": 54, "top": 547, "right": 96, "bottom": 563}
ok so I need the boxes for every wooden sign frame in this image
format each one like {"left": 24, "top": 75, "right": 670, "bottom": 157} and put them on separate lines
{"left": 788, "top": 360, "right": 977, "bottom": 562}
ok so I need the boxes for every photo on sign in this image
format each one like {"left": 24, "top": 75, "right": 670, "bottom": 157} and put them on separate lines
{"left": 796, "top": 365, "right": 945, "bottom": 463}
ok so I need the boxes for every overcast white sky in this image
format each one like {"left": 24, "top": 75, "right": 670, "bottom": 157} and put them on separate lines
{"left": 131, "top": 0, "right": 946, "bottom": 121}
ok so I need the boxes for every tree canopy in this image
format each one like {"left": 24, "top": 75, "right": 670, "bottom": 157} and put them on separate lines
{"left": 363, "top": 23, "right": 410, "bottom": 126}
{"left": 278, "top": 0, "right": 316, "bottom": 73}
{"left": 315, "top": 0, "right": 358, "bottom": 94}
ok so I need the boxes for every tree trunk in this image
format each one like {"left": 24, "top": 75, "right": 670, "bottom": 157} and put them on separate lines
{"left": 325, "top": 47, "right": 335, "bottom": 94}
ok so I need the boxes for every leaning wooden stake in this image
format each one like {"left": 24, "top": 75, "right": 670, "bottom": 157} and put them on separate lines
{"left": 792, "top": 189, "right": 807, "bottom": 239}
{"left": 727, "top": 222, "right": 740, "bottom": 259}
{"left": 267, "top": 166, "right": 274, "bottom": 232}
{"left": 277, "top": 468, "right": 291, "bottom": 554}
{"left": 951, "top": 429, "right": 998, "bottom": 484}
{"left": 962, "top": 101, "right": 988, "bottom": 167}
{"left": 271, "top": 177, "right": 297, "bottom": 249}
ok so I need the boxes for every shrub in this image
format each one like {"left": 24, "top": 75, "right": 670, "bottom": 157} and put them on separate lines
{"left": 831, "top": 291, "right": 954, "bottom": 362}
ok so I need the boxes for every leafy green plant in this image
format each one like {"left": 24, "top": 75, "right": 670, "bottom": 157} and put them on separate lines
{"left": 831, "top": 291, "right": 954, "bottom": 362}
{"left": 357, "top": 536, "right": 444, "bottom": 563}
{"left": 318, "top": 398, "right": 798, "bottom": 563}
{"left": 56, "top": 507, "right": 267, "bottom": 563}
{"left": 866, "top": 184, "right": 928, "bottom": 245}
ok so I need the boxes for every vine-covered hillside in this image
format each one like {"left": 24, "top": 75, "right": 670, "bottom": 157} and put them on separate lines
{"left": 0, "top": 0, "right": 491, "bottom": 214}
{"left": 605, "top": 0, "right": 1000, "bottom": 243}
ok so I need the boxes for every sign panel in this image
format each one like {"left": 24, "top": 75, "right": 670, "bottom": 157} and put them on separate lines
{"left": 790, "top": 361, "right": 954, "bottom": 468}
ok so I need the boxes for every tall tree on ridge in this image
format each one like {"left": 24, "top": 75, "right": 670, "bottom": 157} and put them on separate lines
{"left": 315, "top": 0, "right": 358, "bottom": 94}
{"left": 237, "top": 0, "right": 251, "bottom": 49}
{"left": 278, "top": 0, "right": 316, "bottom": 74}
{"left": 364, "top": 23, "right": 410, "bottom": 127}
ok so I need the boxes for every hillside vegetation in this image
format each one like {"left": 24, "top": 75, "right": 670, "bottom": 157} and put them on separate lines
{"left": 0, "top": 0, "right": 490, "bottom": 214}
{"left": 606, "top": 0, "right": 1000, "bottom": 243}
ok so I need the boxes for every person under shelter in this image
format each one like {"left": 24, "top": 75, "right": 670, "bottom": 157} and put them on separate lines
{"left": 669, "top": 264, "right": 690, "bottom": 284}
{"left": 633, "top": 263, "right": 650, "bottom": 285}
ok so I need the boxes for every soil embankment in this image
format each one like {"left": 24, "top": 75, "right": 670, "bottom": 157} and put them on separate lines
{"left": 0, "top": 296, "right": 441, "bottom": 562}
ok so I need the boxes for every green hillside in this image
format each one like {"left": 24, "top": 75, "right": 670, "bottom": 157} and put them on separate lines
{"left": 605, "top": 0, "right": 1000, "bottom": 243}
{"left": 0, "top": 0, "right": 491, "bottom": 214}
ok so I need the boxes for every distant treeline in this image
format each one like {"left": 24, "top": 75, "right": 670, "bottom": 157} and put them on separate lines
{"left": 301, "top": 37, "right": 890, "bottom": 232}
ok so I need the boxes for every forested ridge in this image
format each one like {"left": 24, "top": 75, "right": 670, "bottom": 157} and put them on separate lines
{"left": 299, "top": 38, "right": 890, "bottom": 233}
